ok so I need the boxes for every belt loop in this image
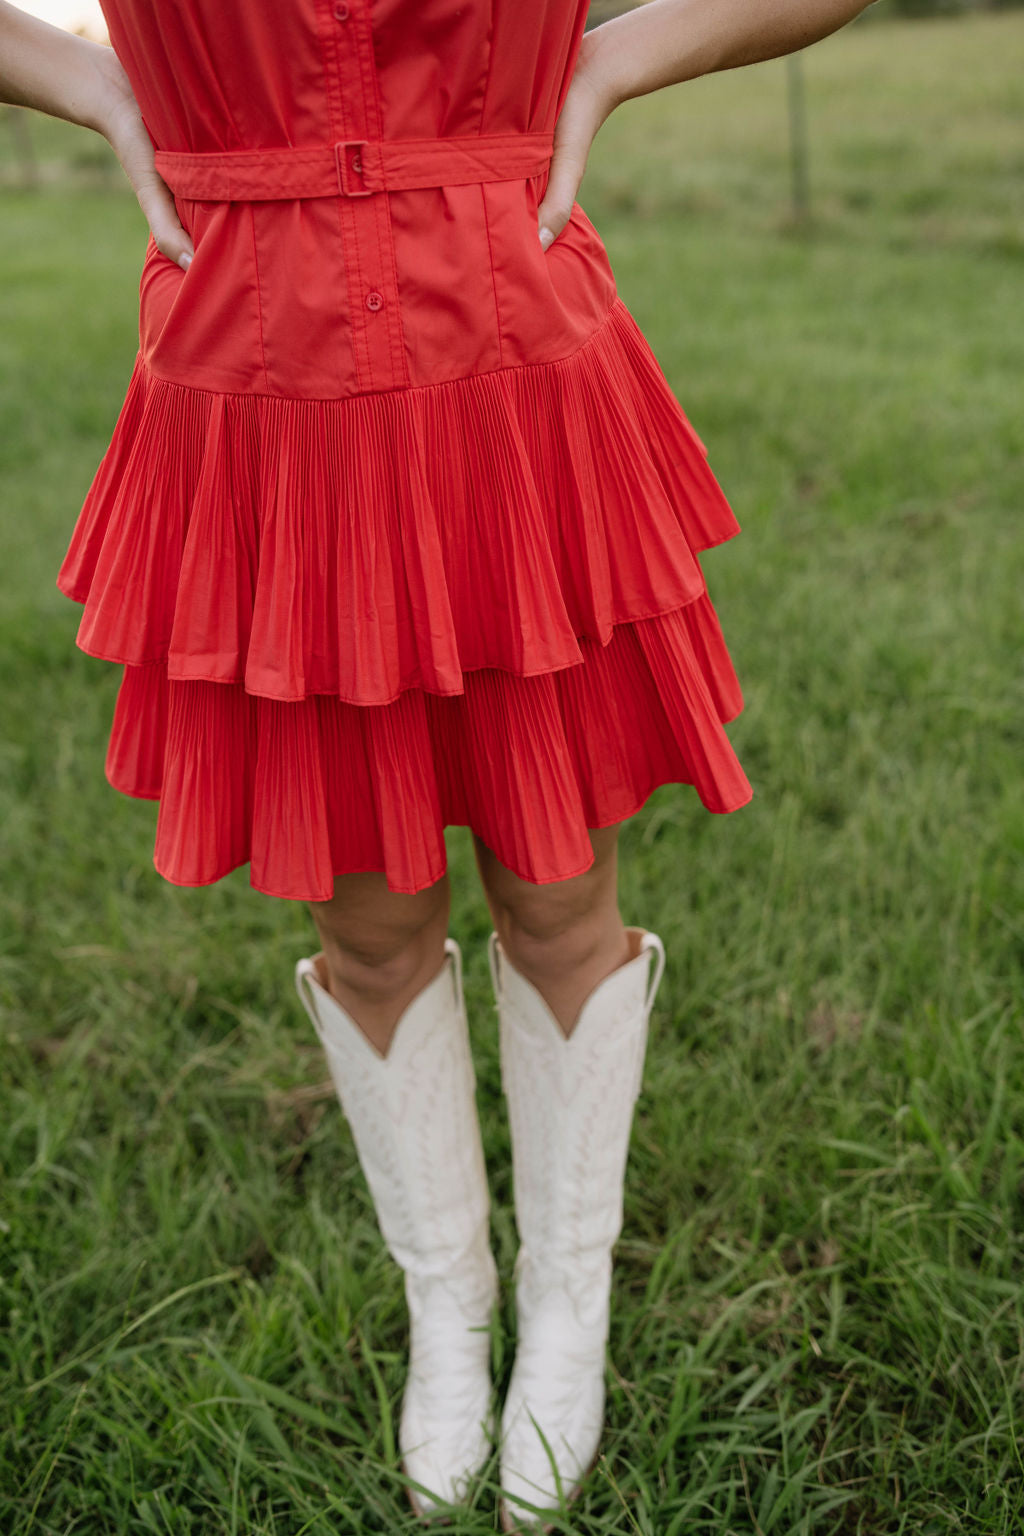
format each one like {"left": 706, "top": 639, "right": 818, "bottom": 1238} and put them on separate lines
{"left": 335, "top": 139, "right": 373, "bottom": 197}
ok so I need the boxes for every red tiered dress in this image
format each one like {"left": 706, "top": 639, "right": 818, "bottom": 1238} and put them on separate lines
{"left": 57, "top": 0, "right": 753, "bottom": 902}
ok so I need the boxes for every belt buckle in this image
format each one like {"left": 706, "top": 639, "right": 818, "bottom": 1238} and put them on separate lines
{"left": 335, "top": 139, "right": 372, "bottom": 197}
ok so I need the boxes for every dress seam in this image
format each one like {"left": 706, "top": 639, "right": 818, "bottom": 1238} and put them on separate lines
{"left": 140, "top": 292, "right": 621, "bottom": 403}
{"left": 477, "top": 2, "right": 496, "bottom": 135}
{"left": 246, "top": 205, "right": 271, "bottom": 392}
{"left": 479, "top": 183, "right": 505, "bottom": 371}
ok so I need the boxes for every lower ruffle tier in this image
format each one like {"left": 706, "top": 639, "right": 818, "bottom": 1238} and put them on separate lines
{"left": 104, "top": 592, "right": 752, "bottom": 901}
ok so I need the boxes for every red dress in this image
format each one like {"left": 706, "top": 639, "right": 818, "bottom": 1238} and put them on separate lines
{"left": 57, "top": 0, "right": 753, "bottom": 901}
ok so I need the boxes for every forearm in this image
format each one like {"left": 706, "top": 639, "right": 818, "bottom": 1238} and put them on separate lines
{"left": 581, "top": 0, "right": 877, "bottom": 109}
{"left": 0, "top": 0, "right": 116, "bottom": 134}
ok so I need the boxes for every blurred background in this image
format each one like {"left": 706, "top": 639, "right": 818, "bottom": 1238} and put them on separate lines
{"left": 2, "top": 2, "right": 1023, "bottom": 1532}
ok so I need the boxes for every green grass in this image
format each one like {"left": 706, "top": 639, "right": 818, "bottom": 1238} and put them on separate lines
{"left": 2, "top": 10, "right": 1024, "bottom": 1533}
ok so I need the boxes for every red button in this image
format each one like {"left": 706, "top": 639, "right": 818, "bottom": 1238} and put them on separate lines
{"left": 333, "top": 4, "right": 349, "bottom": 19}
{"left": 365, "top": 290, "right": 384, "bottom": 311}
{"left": 351, "top": 155, "right": 363, "bottom": 173}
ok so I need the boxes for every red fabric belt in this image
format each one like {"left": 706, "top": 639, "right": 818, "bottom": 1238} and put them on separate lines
{"left": 154, "top": 131, "right": 555, "bottom": 201}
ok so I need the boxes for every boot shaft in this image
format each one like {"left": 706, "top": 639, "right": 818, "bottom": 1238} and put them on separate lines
{"left": 490, "top": 927, "right": 666, "bottom": 1271}
{"left": 295, "top": 937, "right": 493, "bottom": 1277}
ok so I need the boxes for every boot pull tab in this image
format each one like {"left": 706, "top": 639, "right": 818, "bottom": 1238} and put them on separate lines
{"left": 630, "top": 934, "right": 667, "bottom": 1104}
{"left": 641, "top": 932, "right": 666, "bottom": 1016}
{"left": 488, "top": 931, "right": 508, "bottom": 1097}
{"left": 444, "top": 934, "right": 464, "bottom": 1010}
{"left": 295, "top": 957, "right": 325, "bottom": 1035}
{"left": 486, "top": 929, "right": 503, "bottom": 1005}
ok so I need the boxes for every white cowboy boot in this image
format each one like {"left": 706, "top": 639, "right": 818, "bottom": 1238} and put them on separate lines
{"left": 294, "top": 937, "right": 500, "bottom": 1521}
{"left": 488, "top": 925, "right": 667, "bottom": 1534}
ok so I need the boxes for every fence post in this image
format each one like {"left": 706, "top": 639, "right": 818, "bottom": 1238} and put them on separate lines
{"left": 787, "top": 52, "right": 811, "bottom": 225}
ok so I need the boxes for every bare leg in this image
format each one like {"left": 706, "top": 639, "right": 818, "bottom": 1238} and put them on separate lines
{"left": 306, "top": 869, "right": 452, "bottom": 1058}
{"left": 471, "top": 823, "right": 630, "bottom": 1039}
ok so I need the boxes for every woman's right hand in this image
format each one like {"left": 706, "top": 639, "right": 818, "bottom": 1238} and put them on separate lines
{"left": 0, "top": 3, "right": 194, "bottom": 271}
{"left": 95, "top": 47, "right": 194, "bottom": 271}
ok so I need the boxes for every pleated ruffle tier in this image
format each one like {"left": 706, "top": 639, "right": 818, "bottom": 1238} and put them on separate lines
{"left": 58, "top": 295, "right": 753, "bottom": 900}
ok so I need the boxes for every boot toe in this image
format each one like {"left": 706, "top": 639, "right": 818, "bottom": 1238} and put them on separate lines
{"left": 401, "top": 1382, "right": 495, "bottom": 1515}
{"left": 498, "top": 1379, "right": 603, "bottom": 1527}
{"left": 402, "top": 1444, "right": 470, "bottom": 1519}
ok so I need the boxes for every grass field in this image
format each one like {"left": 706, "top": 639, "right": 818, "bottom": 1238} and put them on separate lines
{"left": 2, "top": 10, "right": 1024, "bottom": 1533}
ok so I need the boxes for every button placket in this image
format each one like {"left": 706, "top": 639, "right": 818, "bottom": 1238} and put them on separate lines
{"left": 319, "top": 0, "right": 407, "bottom": 390}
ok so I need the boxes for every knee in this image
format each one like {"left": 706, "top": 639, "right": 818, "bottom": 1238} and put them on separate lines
{"left": 309, "top": 875, "right": 449, "bottom": 999}
{"left": 492, "top": 875, "right": 614, "bottom": 980}
{"left": 478, "top": 824, "right": 622, "bottom": 977}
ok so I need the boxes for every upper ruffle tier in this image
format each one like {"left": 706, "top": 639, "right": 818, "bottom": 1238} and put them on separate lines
{"left": 57, "top": 296, "right": 741, "bottom": 706}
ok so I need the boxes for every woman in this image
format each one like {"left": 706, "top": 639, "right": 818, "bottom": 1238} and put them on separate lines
{"left": 1, "top": 0, "right": 873, "bottom": 1528}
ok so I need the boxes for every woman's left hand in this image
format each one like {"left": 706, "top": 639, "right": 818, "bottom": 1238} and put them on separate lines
{"left": 537, "top": 38, "right": 620, "bottom": 252}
